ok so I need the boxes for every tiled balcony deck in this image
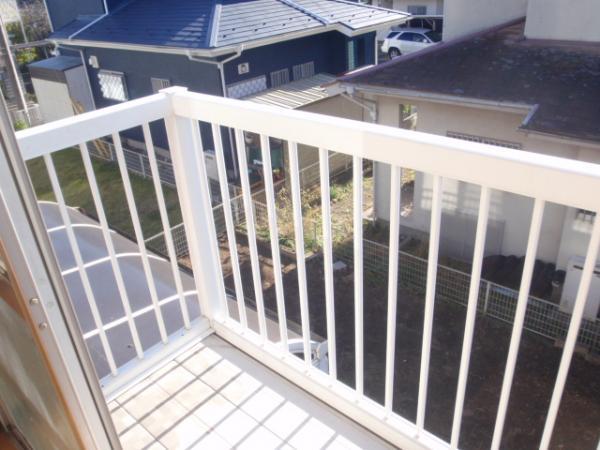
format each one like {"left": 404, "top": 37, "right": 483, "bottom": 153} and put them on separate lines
{"left": 109, "top": 334, "right": 393, "bottom": 450}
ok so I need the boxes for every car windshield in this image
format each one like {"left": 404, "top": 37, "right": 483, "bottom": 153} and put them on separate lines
{"left": 386, "top": 31, "right": 400, "bottom": 39}
{"left": 425, "top": 30, "right": 442, "bottom": 42}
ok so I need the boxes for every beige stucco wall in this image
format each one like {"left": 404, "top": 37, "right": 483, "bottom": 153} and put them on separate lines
{"left": 525, "top": 0, "right": 600, "bottom": 42}
{"left": 292, "top": 95, "right": 365, "bottom": 186}
{"left": 443, "top": 0, "right": 527, "bottom": 41}
{"left": 370, "top": 95, "right": 600, "bottom": 269}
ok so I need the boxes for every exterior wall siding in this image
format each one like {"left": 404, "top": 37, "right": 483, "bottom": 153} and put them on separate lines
{"left": 223, "top": 31, "right": 375, "bottom": 88}
{"left": 77, "top": 46, "right": 222, "bottom": 152}
{"left": 369, "top": 95, "right": 600, "bottom": 269}
{"left": 59, "top": 31, "right": 375, "bottom": 176}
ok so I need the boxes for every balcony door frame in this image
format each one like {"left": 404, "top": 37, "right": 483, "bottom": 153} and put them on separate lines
{"left": 0, "top": 98, "right": 119, "bottom": 449}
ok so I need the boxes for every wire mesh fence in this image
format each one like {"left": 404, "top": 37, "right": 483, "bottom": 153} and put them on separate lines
{"left": 334, "top": 238, "right": 600, "bottom": 353}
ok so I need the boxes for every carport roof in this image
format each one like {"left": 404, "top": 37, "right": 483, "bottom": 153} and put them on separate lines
{"left": 243, "top": 73, "right": 335, "bottom": 109}
{"left": 338, "top": 20, "right": 600, "bottom": 144}
{"left": 51, "top": 0, "right": 408, "bottom": 51}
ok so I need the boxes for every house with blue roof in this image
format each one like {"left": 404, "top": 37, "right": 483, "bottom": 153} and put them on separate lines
{"left": 35, "top": 0, "right": 407, "bottom": 179}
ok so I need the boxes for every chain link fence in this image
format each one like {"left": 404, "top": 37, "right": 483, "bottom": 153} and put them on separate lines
{"left": 334, "top": 238, "right": 600, "bottom": 353}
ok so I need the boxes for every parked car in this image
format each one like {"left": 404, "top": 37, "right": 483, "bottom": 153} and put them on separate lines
{"left": 376, "top": 15, "right": 443, "bottom": 42}
{"left": 399, "top": 15, "right": 443, "bottom": 34}
{"left": 381, "top": 28, "right": 441, "bottom": 57}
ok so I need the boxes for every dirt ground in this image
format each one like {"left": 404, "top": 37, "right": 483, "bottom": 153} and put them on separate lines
{"left": 219, "top": 235, "right": 600, "bottom": 450}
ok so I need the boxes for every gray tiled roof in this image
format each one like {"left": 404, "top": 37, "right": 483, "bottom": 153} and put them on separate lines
{"left": 340, "top": 20, "right": 600, "bottom": 144}
{"left": 53, "top": 0, "right": 407, "bottom": 50}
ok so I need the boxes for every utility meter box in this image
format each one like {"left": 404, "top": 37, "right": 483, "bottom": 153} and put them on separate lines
{"left": 560, "top": 256, "right": 600, "bottom": 320}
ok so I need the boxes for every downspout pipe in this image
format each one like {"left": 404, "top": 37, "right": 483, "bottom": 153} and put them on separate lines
{"left": 186, "top": 44, "right": 244, "bottom": 97}
{"left": 187, "top": 45, "right": 244, "bottom": 178}
{"left": 341, "top": 91, "right": 376, "bottom": 122}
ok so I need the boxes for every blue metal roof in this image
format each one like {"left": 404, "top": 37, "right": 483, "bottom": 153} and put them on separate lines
{"left": 52, "top": 0, "right": 408, "bottom": 50}
{"left": 50, "top": 15, "right": 101, "bottom": 39}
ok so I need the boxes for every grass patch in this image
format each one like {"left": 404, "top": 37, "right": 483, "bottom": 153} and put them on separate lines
{"left": 26, "top": 147, "right": 182, "bottom": 238}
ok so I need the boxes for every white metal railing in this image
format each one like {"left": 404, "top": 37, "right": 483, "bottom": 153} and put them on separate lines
{"left": 15, "top": 88, "right": 600, "bottom": 450}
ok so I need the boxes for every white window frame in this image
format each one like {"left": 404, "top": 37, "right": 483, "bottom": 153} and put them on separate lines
{"left": 226, "top": 75, "right": 267, "bottom": 99}
{"left": 270, "top": 69, "right": 289, "bottom": 88}
{"left": 98, "top": 70, "right": 128, "bottom": 102}
{"left": 151, "top": 77, "right": 171, "bottom": 93}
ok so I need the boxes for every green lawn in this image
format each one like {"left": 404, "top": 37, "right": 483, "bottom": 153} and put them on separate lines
{"left": 26, "top": 147, "right": 182, "bottom": 239}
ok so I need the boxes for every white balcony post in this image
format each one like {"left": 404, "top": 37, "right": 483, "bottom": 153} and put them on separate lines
{"left": 163, "top": 87, "right": 227, "bottom": 323}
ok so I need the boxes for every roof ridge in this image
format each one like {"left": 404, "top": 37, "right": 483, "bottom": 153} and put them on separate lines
{"left": 207, "top": 1, "right": 222, "bottom": 47}
{"left": 276, "top": 0, "right": 331, "bottom": 25}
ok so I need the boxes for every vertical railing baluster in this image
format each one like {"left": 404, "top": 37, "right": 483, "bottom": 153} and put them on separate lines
{"left": 260, "top": 135, "right": 288, "bottom": 350}
{"left": 234, "top": 128, "right": 268, "bottom": 339}
{"left": 539, "top": 211, "right": 600, "bottom": 450}
{"left": 385, "top": 165, "right": 402, "bottom": 412}
{"left": 319, "top": 148, "right": 337, "bottom": 379}
{"left": 288, "top": 142, "right": 312, "bottom": 368}
{"left": 353, "top": 155, "right": 364, "bottom": 397}
{"left": 78, "top": 143, "right": 144, "bottom": 360}
{"left": 491, "top": 198, "right": 544, "bottom": 449}
{"left": 416, "top": 174, "right": 443, "bottom": 430}
{"left": 113, "top": 132, "right": 171, "bottom": 341}
{"left": 450, "top": 186, "right": 491, "bottom": 449}
{"left": 212, "top": 124, "right": 247, "bottom": 328}
{"left": 44, "top": 153, "right": 118, "bottom": 375}
{"left": 142, "top": 123, "right": 191, "bottom": 329}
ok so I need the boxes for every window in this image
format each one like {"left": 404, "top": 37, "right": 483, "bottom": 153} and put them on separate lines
{"left": 98, "top": 70, "right": 128, "bottom": 101}
{"left": 425, "top": 30, "right": 442, "bottom": 42}
{"left": 347, "top": 40, "right": 356, "bottom": 70}
{"left": 151, "top": 77, "right": 171, "bottom": 93}
{"left": 576, "top": 209, "right": 596, "bottom": 223}
{"left": 226, "top": 75, "right": 267, "bottom": 99}
{"left": 292, "top": 61, "right": 315, "bottom": 81}
{"left": 399, "top": 32, "right": 429, "bottom": 43}
{"left": 407, "top": 5, "right": 427, "bottom": 15}
{"left": 446, "top": 131, "right": 523, "bottom": 150}
{"left": 270, "top": 69, "right": 289, "bottom": 88}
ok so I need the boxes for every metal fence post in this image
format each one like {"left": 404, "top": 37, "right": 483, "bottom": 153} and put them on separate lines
{"left": 484, "top": 281, "right": 491, "bottom": 315}
{"left": 163, "top": 87, "right": 228, "bottom": 323}
{"left": 139, "top": 153, "right": 146, "bottom": 178}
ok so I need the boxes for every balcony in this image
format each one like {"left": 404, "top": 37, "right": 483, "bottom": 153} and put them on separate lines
{"left": 14, "top": 87, "right": 600, "bottom": 449}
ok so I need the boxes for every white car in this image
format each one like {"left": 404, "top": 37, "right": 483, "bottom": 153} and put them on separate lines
{"left": 381, "top": 28, "right": 441, "bottom": 58}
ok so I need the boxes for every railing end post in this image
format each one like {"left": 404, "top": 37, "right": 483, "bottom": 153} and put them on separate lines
{"left": 160, "top": 86, "right": 189, "bottom": 96}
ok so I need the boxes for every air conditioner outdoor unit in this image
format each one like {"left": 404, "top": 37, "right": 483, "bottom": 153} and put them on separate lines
{"left": 559, "top": 256, "right": 600, "bottom": 320}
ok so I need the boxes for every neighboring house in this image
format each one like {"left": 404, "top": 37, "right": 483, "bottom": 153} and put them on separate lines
{"left": 34, "top": 0, "right": 407, "bottom": 180}
{"left": 372, "top": 0, "right": 442, "bottom": 16}
{"left": 331, "top": 2, "right": 600, "bottom": 294}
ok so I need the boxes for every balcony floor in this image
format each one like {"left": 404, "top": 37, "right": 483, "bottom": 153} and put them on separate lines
{"left": 109, "top": 334, "right": 394, "bottom": 450}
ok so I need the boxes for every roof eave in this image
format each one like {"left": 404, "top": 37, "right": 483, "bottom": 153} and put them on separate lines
{"left": 51, "top": 15, "right": 409, "bottom": 58}
{"left": 337, "top": 81, "right": 534, "bottom": 114}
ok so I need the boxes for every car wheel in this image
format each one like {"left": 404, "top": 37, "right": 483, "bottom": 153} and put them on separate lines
{"left": 388, "top": 48, "right": 401, "bottom": 58}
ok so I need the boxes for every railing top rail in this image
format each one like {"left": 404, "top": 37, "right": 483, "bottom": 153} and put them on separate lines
{"left": 172, "top": 89, "right": 600, "bottom": 212}
{"left": 14, "top": 87, "right": 600, "bottom": 212}
{"left": 16, "top": 93, "right": 170, "bottom": 160}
